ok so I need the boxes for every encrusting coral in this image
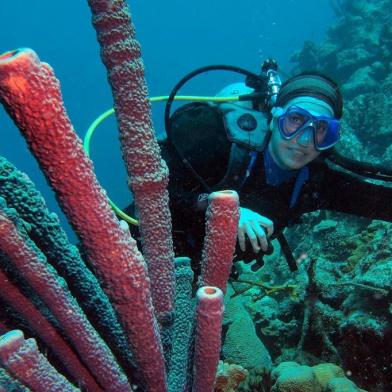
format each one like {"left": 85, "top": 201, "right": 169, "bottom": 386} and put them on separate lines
{"left": 270, "top": 361, "right": 367, "bottom": 392}
{"left": 214, "top": 361, "right": 248, "bottom": 392}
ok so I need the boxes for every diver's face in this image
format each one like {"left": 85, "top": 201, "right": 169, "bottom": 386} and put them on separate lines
{"left": 268, "top": 119, "right": 321, "bottom": 170}
{"left": 268, "top": 98, "right": 334, "bottom": 170}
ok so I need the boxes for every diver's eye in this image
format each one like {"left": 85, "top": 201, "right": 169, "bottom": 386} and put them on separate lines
{"left": 315, "top": 120, "right": 328, "bottom": 142}
{"left": 286, "top": 113, "right": 306, "bottom": 129}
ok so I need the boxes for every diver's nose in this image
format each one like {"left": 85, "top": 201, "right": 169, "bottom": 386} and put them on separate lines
{"left": 296, "top": 127, "right": 314, "bottom": 147}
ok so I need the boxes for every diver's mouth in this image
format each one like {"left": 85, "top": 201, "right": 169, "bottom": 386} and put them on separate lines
{"left": 288, "top": 147, "right": 307, "bottom": 156}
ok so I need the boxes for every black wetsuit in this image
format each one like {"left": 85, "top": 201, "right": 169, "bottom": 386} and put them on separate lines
{"left": 145, "top": 140, "right": 392, "bottom": 267}
{"left": 126, "top": 104, "right": 392, "bottom": 265}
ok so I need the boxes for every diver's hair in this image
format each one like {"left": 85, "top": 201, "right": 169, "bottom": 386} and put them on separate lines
{"left": 275, "top": 71, "right": 343, "bottom": 118}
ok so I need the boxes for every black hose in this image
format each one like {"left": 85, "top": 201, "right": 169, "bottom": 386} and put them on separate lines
{"left": 164, "top": 65, "right": 266, "bottom": 138}
{"left": 327, "top": 148, "right": 392, "bottom": 182}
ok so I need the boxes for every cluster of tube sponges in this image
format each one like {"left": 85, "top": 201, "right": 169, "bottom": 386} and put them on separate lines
{"left": 0, "top": 0, "right": 240, "bottom": 390}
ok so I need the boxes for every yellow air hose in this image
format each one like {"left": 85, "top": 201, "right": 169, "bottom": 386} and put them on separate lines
{"left": 83, "top": 95, "right": 239, "bottom": 226}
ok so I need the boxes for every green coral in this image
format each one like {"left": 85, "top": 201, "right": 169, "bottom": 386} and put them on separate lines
{"left": 270, "top": 362, "right": 366, "bottom": 392}
{"left": 223, "top": 285, "right": 272, "bottom": 372}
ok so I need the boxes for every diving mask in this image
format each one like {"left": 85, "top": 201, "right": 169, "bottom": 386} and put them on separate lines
{"left": 277, "top": 106, "right": 341, "bottom": 151}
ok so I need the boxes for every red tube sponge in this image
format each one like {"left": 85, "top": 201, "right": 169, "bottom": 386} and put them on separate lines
{"left": 0, "top": 48, "right": 166, "bottom": 391}
{"left": 201, "top": 190, "right": 240, "bottom": 293}
{"left": 0, "top": 330, "right": 77, "bottom": 391}
{"left": 0, "top": 268, "right": 102, "bottom": 391}
{"left": 0, "top": 208, "right": 130, "bottom": 391}
{"left": 87, "top": 0, "right": 175, "bottom": 325}
{"left": 192, "top": 286, "right": 224, "bottom": 392}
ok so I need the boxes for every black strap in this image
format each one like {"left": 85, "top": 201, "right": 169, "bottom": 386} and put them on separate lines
{"left": 277, "top": 232, "right": 298, "bottom": 272}
{"left": 327, "top": 148, "right": 392, "bottom": 182}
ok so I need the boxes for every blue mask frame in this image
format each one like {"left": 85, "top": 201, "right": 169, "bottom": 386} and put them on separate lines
{"left": 278, "top": 106, "right": 341, "bottom": 151}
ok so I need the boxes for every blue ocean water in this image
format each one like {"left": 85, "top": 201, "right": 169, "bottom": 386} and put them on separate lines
{"left": 0, "top": 1, "right": 335, "bottom": 239}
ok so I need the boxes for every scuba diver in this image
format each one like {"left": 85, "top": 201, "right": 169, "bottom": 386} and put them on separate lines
{"left": 125, "top": 59, "right": 392, "bottom": 274}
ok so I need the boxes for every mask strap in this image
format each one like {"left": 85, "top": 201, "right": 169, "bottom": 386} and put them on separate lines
{"left": 271, "top": 106, "right": 284, "bottom": 118}
{"left": 283, "top": 97, "right": 335, "bottom": 116}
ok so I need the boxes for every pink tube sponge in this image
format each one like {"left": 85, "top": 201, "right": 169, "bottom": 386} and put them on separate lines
{"left": 0, "top": 206, "right": 130, "bottom": 391}
{"left": 201, "top": 190, "right": 239, "bottom": 293}
{"left": 193, "top": 286, "right": 224, "bottom": 392}
{"left": 0, "top": 330, "right": 78, "bottom": 391}
{"left": 87, "top": 0, "right": 175, "bottom": 325}
{"left": 0, "top": 268, "right": 101, "bottom": 391}
{"left": 0, "top": 48, "right": 166, "bottom": 392}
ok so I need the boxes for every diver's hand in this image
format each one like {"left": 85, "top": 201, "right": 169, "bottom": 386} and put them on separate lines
{"left": 238, "top": 207, "right": 274, "bottom": 253}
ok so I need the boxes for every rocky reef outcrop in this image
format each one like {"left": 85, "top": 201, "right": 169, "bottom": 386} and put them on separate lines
{"left": 220, "top": 1, "right": 392, "bottom": 391}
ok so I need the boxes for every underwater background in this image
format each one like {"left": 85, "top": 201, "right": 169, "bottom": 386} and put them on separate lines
{"left": 1, "top": 0, "right": 392, "bottom": 391}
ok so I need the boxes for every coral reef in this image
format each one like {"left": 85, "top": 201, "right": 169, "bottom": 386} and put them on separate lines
{"left": 223, "top": 283, "right": 272, "bottom": 372}
{"left": 291, "top": 3, "right": 392, "bottom": 388}
{"left": 0, "top": 1, "right": 391, "bottom": 391}
{"left": 223, "top": 1, "right": 392, "bottom": 390}
{"left": 221, "top": 210, "right": 391, "bottom": 390}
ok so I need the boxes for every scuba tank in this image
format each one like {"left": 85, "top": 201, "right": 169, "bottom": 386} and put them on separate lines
{"left": 164, "top": 59, "right": 283, "bottom": 177}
